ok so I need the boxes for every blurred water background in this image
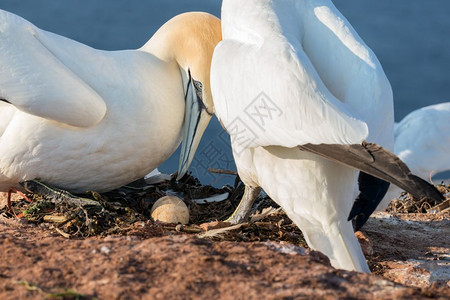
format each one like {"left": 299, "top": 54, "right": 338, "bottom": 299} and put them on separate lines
{"left": 1, "top": 0, "right": 449, "bottom": 185}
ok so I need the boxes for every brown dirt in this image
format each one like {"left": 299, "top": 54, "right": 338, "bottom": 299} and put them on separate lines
{"left": 365, "top": 212, "right": 449, "bottom": 290}
{"left": 0, "top": 180, "right": 449, "bottom": 299}
{"left": 0, "top": 217, "right": 447, "bottom": 300}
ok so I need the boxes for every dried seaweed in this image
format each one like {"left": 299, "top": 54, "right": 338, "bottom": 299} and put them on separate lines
{"left": 3, "top": 172, "right": 446, "bottom": 246}
{"left": 0, "top": 172, "right": 298, "bottom": 244}
{"left": 386, "top": 183, "right": 450, "bottom": 214}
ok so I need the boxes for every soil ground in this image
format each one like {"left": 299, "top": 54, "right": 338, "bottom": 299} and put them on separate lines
{"left": 0, "top": 178, "right": 449, "bottom": 299}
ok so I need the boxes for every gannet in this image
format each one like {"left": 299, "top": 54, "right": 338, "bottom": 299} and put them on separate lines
{"left": 211, "top": 0, "right": 443, "bottom": 272}
{"left": 378, "top": 102, "right": 450, "bottom": 209}
{"left": 0, "top": 10, "right": 221, "bottom": 193}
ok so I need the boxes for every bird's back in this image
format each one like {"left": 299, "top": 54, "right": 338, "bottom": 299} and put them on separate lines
{"left": 218, "top": 0, "right": 393, "bottom": 148}
{"left": 294, "top": 0, "right": 394, "bottom": 147}
{"left": 0, "top": 9, "right": 186, "bottom": 192}
{"left": 395, "top": 102, "right": 450, "bottom": 178}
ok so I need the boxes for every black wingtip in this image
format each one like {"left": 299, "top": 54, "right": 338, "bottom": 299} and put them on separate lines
{"left": 409, "top": 174, "right": 445, "bottom": 202}
{"left": 0, "top": 98, "right": 11, "bottom": 104}
{"left": 299, "top": 142, "right": 445, "bottom": 229}
{"left": 348, "top": 173, "right": 445, "bottom": 231}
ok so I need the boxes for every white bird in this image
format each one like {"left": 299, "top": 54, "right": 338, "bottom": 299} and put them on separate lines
{"left": 211, "top": 0, "right": 443, "bottom": 272}
{"left": 378, "top": 102, "right": 450, "bottom": 209}
{"left": 0, "top": 10, "right": 221, "bottom": 193}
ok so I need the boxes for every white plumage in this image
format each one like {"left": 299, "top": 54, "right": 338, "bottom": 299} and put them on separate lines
{"left": 212, "top": 0, "right": 394, "bottom": 272}
{"left": 0, "top": 10, "right": 220, "bottom": 193}
{"left": 379, "top": 102, "right": 450, "bottom": 209}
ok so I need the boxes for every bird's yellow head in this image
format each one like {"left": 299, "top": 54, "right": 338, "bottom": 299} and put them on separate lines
{"left": 143, "top": 12, "right": 222, "bottom": 179}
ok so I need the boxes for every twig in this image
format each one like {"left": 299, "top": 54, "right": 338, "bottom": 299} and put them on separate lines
{"left": 15, "top": 281, "right": 43, "bottom": 292}
{"left": 162, "top": 225, "right": 203, "bottom": 234}
{"left": 251, "top": 207, "right": 282, "bottom": 222}
{"left": 428, "top": 199, "right": 450, "bottom": 214}
{"left": 208, "top": 168, "right": 238, "bottom": 176}
{"left": 198, "top": 223, "right": 246, "bottom": 238}
{"left": 43, "top": 215, "right": 70, "bottom": 224}
{"left": 54, "top": 227, "right": 71, "bottom": 239}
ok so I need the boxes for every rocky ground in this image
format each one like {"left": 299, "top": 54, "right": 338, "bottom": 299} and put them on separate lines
{"left": 0, "top": 177, "right": 449, "bottom": 299}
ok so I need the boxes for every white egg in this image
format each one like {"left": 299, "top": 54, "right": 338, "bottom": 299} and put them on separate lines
{"left": 151, "top": 196, "right": 189, "bottom": 225}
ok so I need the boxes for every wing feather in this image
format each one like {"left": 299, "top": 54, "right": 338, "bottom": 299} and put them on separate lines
{"left": 0, "top": 10, "right": 106, "bottom": 128}
{"left": 211, "top": 38, "right": 368, "bottom": 150}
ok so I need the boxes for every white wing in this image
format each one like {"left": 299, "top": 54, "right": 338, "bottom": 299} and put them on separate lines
{"left": 297, "top": 0, "right": 394, "bottom": 147}
{"left": 212, "top": 39, "right": 368, "bottom": 148}
{"left": 213, "top": 0, "right": 399, "bottom": 150}
{"left": 0, "top": 10, "right": 106, "bottom": 128}
{"left": 211, "top": 37, "right": 368, "bottom": 150}
{"left": 0, "top": 101, "right": 14, "bottom": 137}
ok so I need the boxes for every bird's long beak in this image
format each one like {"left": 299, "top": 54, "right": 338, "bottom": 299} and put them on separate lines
{"left": 177, "top": 74, "right": 212, "bottom": 180}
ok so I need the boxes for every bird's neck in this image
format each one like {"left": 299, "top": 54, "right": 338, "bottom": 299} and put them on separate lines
{"left": 140, "top": 28, "right": 179, "bottom": 66}
{"left": 140, "top": 13, "right": 221, "bottom": 72}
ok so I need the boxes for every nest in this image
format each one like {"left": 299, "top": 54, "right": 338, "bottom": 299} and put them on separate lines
{"left": 386, "top": 183, "right": 450, "bottom": 214}
{"left": 1, "top": 172, "right": 304, "bottom": 247}
{"left": 2, "top": 173, "right": 447, "bottom": 242}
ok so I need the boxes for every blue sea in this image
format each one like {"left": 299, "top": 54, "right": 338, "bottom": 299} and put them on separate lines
{"left": 2, "top": 0, "right": 449, "bottom": 185}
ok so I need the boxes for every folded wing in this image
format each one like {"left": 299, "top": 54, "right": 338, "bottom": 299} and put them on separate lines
{"left": 0, "top": 10, "right": 106, "bottom": 128}
{"left": 211, "top": 39, "right": 369, "bottom": 150}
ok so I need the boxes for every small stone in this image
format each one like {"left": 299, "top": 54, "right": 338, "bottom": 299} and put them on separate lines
{"left": 100, "top": 246, "right": 111, "bottom": 255}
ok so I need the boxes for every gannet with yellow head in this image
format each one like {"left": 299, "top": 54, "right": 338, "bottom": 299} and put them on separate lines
{"left": 0, "top": 10, "right": 221, "bottom": 193}
{"left": 211, "top": 0, "right": 443, "bottom": 272}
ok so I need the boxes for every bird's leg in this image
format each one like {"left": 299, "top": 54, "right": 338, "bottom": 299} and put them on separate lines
{"left": 6, "top": 188, "right": 33, "bottom": 216}
{"left": 19, "top": 180, "right": 101, "bottom": 208}
{"left": 225, "top": 185, "right": 261, "bottom": 225}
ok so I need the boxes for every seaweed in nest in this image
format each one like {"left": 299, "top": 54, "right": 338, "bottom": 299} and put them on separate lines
{"left": 386, "top": 183, "right": 450, "bottom": 214}
{"left": 0, "top": 172, "right": 239, "bottom": 237}
{"left": 225, "top": 211, "right": 307, "bottom": 246}
{"left": 0, "top": 171, "right": 306, "bottom": 247}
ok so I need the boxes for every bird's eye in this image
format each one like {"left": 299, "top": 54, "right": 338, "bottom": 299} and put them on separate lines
{"left": 194, "top": 80, "right": 203, "bottom": 91}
